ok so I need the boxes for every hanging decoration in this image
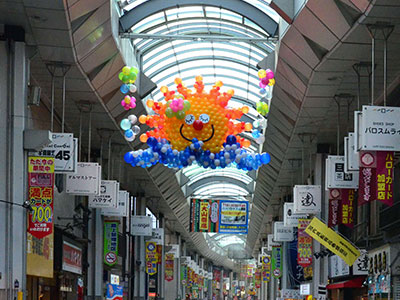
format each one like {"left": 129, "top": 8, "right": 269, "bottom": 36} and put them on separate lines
{"left": 118, "top": 66, "right": 139, "bottom": 110}
{"left": 123, "top": 76, "right": 271, "bottom": 170}
{"left": 256, "top": 68, "right": 275, "bottom": 116}
{"left": 120, "top": 114, "right": 140, "bottom": 142}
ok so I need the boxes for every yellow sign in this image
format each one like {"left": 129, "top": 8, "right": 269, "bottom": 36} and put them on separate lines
{"left": 28, "top": 156, "right": 55, "bottom": 173}
{"left": 199, "top": 201, "right": 209, "bottom": 230}
{"left": 145, "top": 242, "right": 158, "bottom": 275}
{"left": 26, "top": 232, "right": 54, "bottom": 278}
{"left": 305, "top": 217, "right": 360, "bottom": 266}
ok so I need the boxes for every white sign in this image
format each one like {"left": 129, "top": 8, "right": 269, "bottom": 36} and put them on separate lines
{"left": 326, "top": 156, "right": 358, "bottom": 189}
{"left": 167, "top": 244, "right": 180, "bottom": 258}
{"left": 344, "top": 133, "right": 359, "bottom": 171}
{"left": 300, "top": 283, "right": 311, "bottom": 295}
{"left": 293, "top": 185, "right": 321, "bottom": 214}
{"left": 131, "top": 216, "right": 152, "bottom": 236}
{"left": 147, "top": 228, "right": 164, "bottom": 245}
{"left": 329, "top": 255, "right": 349, "bottom": 278}
{"left": 284, "top": 203, "right": 308, "bottom": 227}
{"left": 232, "top": 280, "right": 238, "bottom": 287}
{"left": 66, "top": 162, "right": 101, "bottom": 195}
{"left": 281, "top": 289, "right": 301, "bottom": 299}
{"left": 89, "top": 180, "right": 119, "bottom": 208}
{"left": 35, "top": 133, "right": 76, "bottom": 173}
{"left": 353, "top": 249, "right": 368, "bottom": 275}
{"left": 267, "top": 234, "right": 280, "bottom": 251}
{"left": 360, "top": 105, "right": 400, "bottom": 151}
{"left": 273, "top": 222, "right": 294, "bottom": 242}
{"left": 261, "top": 247, "right": 268, "bottom": 256}
{"left": 110, "top": 274, "right": 119, "bottom": 285}
{"left": 101, "top": 191, "right": 129, "bottom": 217}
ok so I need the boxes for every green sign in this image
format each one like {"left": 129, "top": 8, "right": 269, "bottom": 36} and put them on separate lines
{"left": 271, "top": 245, "right": 282, "bottom": 278}
{"left": 104, "top": 222, "right": 118, "bottom": 266}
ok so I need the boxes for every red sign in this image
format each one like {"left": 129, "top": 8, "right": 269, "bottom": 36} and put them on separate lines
{"left": 328, "top": 189, "right": 355, "bottom": 228}
{"left": 341, "top": 189, "right": 355, "bottom": 228}
{"left": 62, "top": 241, "right": 82, "bottom": 274}
{"left": 165, "top": 253, "right": 174, "bottom": 282}
{"left": 358, "top": 151, "right": 394, "bottom": 206}
{"left": 297, "top": 219, "right": 312, "bottom": 267}
{"left": 328, "top": 189, "right": 342, "bottom": 227}
{"left": 28, "top": 156, "right": 54, "bottom": 239}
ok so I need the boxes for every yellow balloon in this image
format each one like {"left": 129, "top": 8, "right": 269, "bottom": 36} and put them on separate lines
{"left": 268, "top": 78, "right": 275, "bottom": 86}
{"left": 258, "top": 69, "right": 266, "bottom": 79}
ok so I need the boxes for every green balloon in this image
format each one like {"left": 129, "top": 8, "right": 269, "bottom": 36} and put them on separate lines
{"left": 166, "top": 100, "right": 172, "bottom": 107}
{"left": 130, "top": 66, "right": 139, "bottom": 75}
{"left": 183, "top": 100, "right": 191, "bottom": 111}
{"left": 122, "top": 75, "right": 130, "bottom": 83}
{"left": 165, "top": 107, "right": 174, "bottom": 118}
{"left": 176, "top": 110, "right": 186, "bottom": 120}
{"left": 118, "top": 72, "right": 124, "bottom": 81}
{"left": 129, "top": 72, "right": 137, "bottom": 82}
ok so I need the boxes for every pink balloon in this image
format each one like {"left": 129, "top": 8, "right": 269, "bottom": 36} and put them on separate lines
{"left": 261, "top": 77, "right": 269, "bottom": 85}
{"left": 259, "top": 81, "right": 267, "bottom": 88}
{"left": 266, "top": 71, "right": 274, "bottom": 79}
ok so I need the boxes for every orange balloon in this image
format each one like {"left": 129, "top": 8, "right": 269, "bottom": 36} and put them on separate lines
{"left": 174, "top": 77, "right": 182, "bottom": 85}
{"left": 242, "top": 140, "right": 251, "bottom": 148}
{"left": 244, "top": 123, "right": 252, "bottom": 131}
{"left": 195, "top": 75, "right": 203, "bottom": 82}
{"left": 215, "top": 80, "right": 223, "bottom": 87}
{"left": 139, "top": 134, "right": 148, "bottom": 143}
{"left": 146, "top": 100, "right": 154, "bottom": 108}
{"left": 242, "top": 106, "right": 249, "bottom": 114}
{"left": 139, "top": 115, "right": 147, "bottom": 124}
{"left": 160, "top": 86, "right": 168, "bottom": 94}
{"left": 227, "top": 89, "right": 234, "bottom": 96}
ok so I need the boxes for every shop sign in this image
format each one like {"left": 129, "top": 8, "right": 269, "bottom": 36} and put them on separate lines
{"left": 368, "top": 246, "right": 389, "bottom": 275}
{"left": 28, "top": 156, "right": 54, "bottom": 239}
{"left": 281, "top": 289, "right": 301, "bottom": 299}
{"left": 267, "top": 234, "right": 280, "bottom": 251}
{"left": 62, "top": 241, "right": 82, "bottom": 274}
{"left": 34, "top": 133, "right": 77, "bottom": 173}
{"left": 219, "top": 200, "right": 249, "bottom": 234}
{"left": 106, "top": 284, "right": 123, "bottom": 300}
{"left": 328, "top": 189, "right": 341, "bottom": 227}
{"left": 262, "top": 255, "right": 271, "bottom": 282}
{"left": 104, "top": 222, "right": 118, "bottom": 266}
{"left": 101, "top": 190, "right": 129, "bottom": 217}
{"left": 261, "top": 247, "right": 268, "bottom": 256}
{"left": 353, "top": 250, "right": 368, "bottom": 275}
{"left": 271, "top": 246, "right": 282, "bottom": 278}
{"left": 358, "top": 105, "right": 400, "bottom": 151}
{"left": 344, "top": 133, "right": 359, "bottom": 171}
{"left": 189, "top": 199, "right": 219, "bottom": 232}
{"left": 274, "top": 221, "right": 294, "bottom": 242}
{"left": 325, "top": 156, "right": 359, "bottom": 189}
{"left": 145, "top": 241, "right": 158, "bottom": 275}
{"left": 288, "top": 232, "right": 305, "bottom": 285}
{"left": 328, "top": 189, "right": 355, "bottom": 228}
{"left": 131, "top": 216, "right": 152, "bottom": 236}
{"left": 284, "top": 203, "right": 308, "bottom": 227}
{"left": 358, "top": 151, "right": 394, "bottom": 206}
{"left": 298, "top": 219, "right": 312, "bottom": 267}
{"left": 329, "top": 255, "right": 349, "bottom": 278}
{"left": 294, "top": 185, "right": 321, "bottom": 215}
{"left": 166, "top": 244, "right": 180, "bottom": 258}
{"left": 165, "top": 253, "right": 174, "bottom": 281}
{"left": 305, "top": 217, "right": 360, "bottom": 266}
{"left": 26, "top": 231, "right": 53, "bottom": 278}
{"left": 66, "top": 162, "right": 101, "bottom": 195}
{"left": 89, "top": 180, "right": 119, "bottom": 208}
{"left": 147, "top": 228, "right": 164, "bottom": 245}
{"left": 300, "top": 283, "right": 311, "bottom": 295}
{"left": 110, "top": 274, "right": 119, "bottom": 285}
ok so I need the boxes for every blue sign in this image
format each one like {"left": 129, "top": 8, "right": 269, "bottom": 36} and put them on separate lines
{"left": 218, "top": 200, "right": 249, "bottom": 234}
{"left": 287, "top": 228, "right": 305, "bottom": 286}
{"left": 106, "top": 284, "right": 123, "bottom": 300}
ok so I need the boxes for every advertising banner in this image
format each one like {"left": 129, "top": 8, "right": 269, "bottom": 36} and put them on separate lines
{"left": 297, "top": 219, "right": 312, "bottom": 267}
{"left": 106, "top": 284, "right": 123, "bottom": 300}
{"left": 26, "top": 231, "right": 53, "bottom": 278}
{"left": 328, "top": 189, "right": 355, "bottom": 228}
{"left": 328, "top": 189, "right": 342, "bottom": 228}
{"left": 101, "top": 190, "right": 129, "bottom": 217}
{"left": 145, "top": 241, "right": 158, "bottom": 275}
{"left": 325, "top": 156, "right": 359, "bottom": 189}
{"left": 293, "top": 185, "right": 321, "bottom": 214}
{"left": 262, "top": 255, "right": 271, "bottom": 282}
{"left": 272, "top": 246, "right": 282, "bottom": 278}
{"left": 28, "top": 156, "right": 54, "bottom": 239}
{"left": 35, "top": 133, "right": 77, "bottom": 173}
{"left": 287, "top": 229, "right": 305, "bottom": 285}
{"left": 66, "top": 162, "right": 101, "bottom": 195}
{"left": 189, "top": 199, "right": 248, "bottom": 234}
{"left": 62, "top": 241, "right": 82, "bottom": 274}
{"left": 305, "top": 217, "right": 360, "bottom": 266}
{"left": 104, "top": 222, "right": 118, "bottom": 266}
{"left": 131, "top": 216, "right": 152, "bottom": 236}
{"left": 284, "top": 202, "right": 308, "bottom": 227}
{"left": 358, "top": 151, "right": 394, "bottom": 206}
{"left": 89, "top": 180, "right": 119, "bottom": 208}
{"left": 165, "top": 253, "right": 174, "bottom": 281}
{"left": 274, "top": 221, "right": 294, "bottom": 242}
{"left": 255, "top": 268, "right": 261, "bottom": 288}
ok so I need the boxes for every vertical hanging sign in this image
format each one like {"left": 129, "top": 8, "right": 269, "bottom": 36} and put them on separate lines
{"left": 165, "top": 253, "right": 174, "bottom": 281}
{"left": 28, "top": 156, "right": 55, "bottom": 239}
{"left": 104, "top": 222, "right": 118, "bottom": 266}
{"left": 271, "top": 246, "right": 282, "bottom": 278}
{"left": 341, "top": 189, "right": 355, "bottom": 228}
{"left": 297, "top": 219, "right": 313, "bottom": 267}
{"left": 145, "top": 241, "right": 158, "bottom": 275}
{"left": 262, "top": 255, "right": 271, "bottom": 282}
{"left": 328, "top": 189, "right": 342, "bottom": 228}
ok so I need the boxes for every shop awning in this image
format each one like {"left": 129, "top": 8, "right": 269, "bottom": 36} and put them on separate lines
{"left": 327, "top": 276, "right": 366, "bottom": 289}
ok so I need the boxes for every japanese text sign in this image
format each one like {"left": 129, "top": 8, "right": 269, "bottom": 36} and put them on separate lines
{"left": 145, "top": 242, "right": 158, "bottom": 275}
{"left": 131, "top": 216, "right": 152, "bottom": 236}
{"left": 326, "top": 156, "right": 358, "bottom": 189}
{"left": 101, "top": 190, "right": 129, "bottom": 217}
{"left": 328, "top": 189, "right": 342, "bottom": 228}
{"left": 165, "top": 253, "right": 174, "bottom": 281}
{"left": 284, "top": 202, "right": 308, "bottom": 227}
{"left": 104, "top": 222, "right": 118, "bottom": 266}
{"left": 294, "top": 185, "right": 321, "bottom": 214}
{"left": 271, "top": 246, "right": 282, "bottom": 278}
{"left": 305, "top": 217, "right": 360, "bottom": 266}
{"left": 89, "top": 180, "right": 119, "bottom": 208}
{"left": 262, "top": 255, "right": 271, "bottom": 282}
{"left": 274, "top": 221, "right": 294, "bottom": 242}
{"left": 298, "top": 219, "right": 313, "bottom": 268}
{"left": 219, "top": 200, "right": 249, "bottom": 234}
{"left": 62, "top": 241, "right": 82, "bottom": 274}
{"left": 344, "top": 133, "right": 359, "bottom": 171}
{"left": 66, "top": 162, "right": 101, "bottom": 195}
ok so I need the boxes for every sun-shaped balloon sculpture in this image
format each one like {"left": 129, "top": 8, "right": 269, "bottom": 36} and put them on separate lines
{"left": 123, "top": 76, "right": 271, "bottom": 170}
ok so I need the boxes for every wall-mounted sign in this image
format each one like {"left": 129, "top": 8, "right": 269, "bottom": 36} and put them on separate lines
{"left": 104, "top": 222, "right": 118, "bottom": 266}
{"left": 267, "top": 234, "right": 280, "bottom": 251}
{"left": 35, "top": 133, "right": 77, "bottom": 173}
{"left": 368, "top": 246, "right": 390, "bottom": 275}
{"left": 294, "top": 185, "right": 321, "bottom": 214}
{"left": 353, "top": 250, "right": 368, "bottom": 275}
{"left": 358, "top": 105, "right": 400, "bottom": 151}
{"left": 284, "top": 203, "right": 308, "bottom": 227}
{"left": 328, "top": 189, "right": 342, "bottom": 228}
{"left": 110, "top": 274, "right": 119, "bottom": 285}
{"left": 66, "top": 162, "right": 101, "bottom": 195}
{"left": 281, "top": 289, "right": 301, "bottom": 299}
{"left": 262, "top": 255, "right": 271, "bottom": 282}
{"left": 271, "top": 246, "right": 282, "bottom": 278}
{"left": 101, "top": 190, "right": 129, "bottom": 217}
{"left": 131, "top": 216, "right": 152, "bottom": 236}
{"left": 326, "top": 156, "right": 359, "bottom": 189}
{"left": 145, "top": 241, "right": 158, "bottom": 275}
{"left": 329, "top": 255, "right": 349, "bottom": 278}
{"left": 147, "top": 228, "right": 164, "bottom": 245}
{"left": 89, "top": 180, "right": 119, "bottom": 208}
{"left": 328, "top": 189, "right": 355, "bottom": 228}
{"left": 274, "top": 222, "right": 294, "bottom": 242}
{"left": 305, "top": 217, "right": 360, "bottom": 266}
{"left": 165, "top": 253, "right": 174, "bottom": 282}
{"left": 62, "top": 241, "right": 82, "bottom": 274}
{"left": 298, "top": 219, "right": 312, "bottom": 268}
{"left": 300, "top": 283, "right": 311, "bottom": 295}
{"left": 344, "top": 133, "right": 359, "bottom": 171}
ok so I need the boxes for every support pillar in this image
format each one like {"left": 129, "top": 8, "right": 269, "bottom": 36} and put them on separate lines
{"left": 133, "top": 197, "right": 146, "bottom": 300}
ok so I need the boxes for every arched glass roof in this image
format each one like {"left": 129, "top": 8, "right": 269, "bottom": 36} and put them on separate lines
{"left": 120, "top": 1, "right": 278, "bottom": 259}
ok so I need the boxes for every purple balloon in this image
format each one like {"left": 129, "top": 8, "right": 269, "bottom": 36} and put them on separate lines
{"left": 266, "top": 70, "right": 274, "bottom": 79}
{"left": 261, "top": 77, "right": 269, "bottom": 85}
{"left": 259, "top": 81, "right": 267, "bottom": 88}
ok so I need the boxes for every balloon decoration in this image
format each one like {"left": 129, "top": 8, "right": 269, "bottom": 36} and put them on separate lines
{"left": 120, "top": 114, "right": 139, "bottom": 142}
{"left": 257, "top": 68, "right": 275, "bottom": 116}
{"left": 118, "top": 66, "right": 139, "bottom": 110}
{"left": 123, "top": 76, "right": 271, "bottom": 170}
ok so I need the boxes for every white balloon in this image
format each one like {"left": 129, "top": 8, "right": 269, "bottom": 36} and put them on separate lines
{"left": 129, "top": 84, "right": 137, "bottom": 93}
{"left": 128, "top": 114, "right": 137, "bottom": 124}
{"left": 161, "top": 147, "right": 167, "bottom": 153}
{"left": 214, "top": 159, "right": 220, "bottom": 166}
{"left": 256, "top": 136, "right": 265, "bottom": 144}
{"left": 225, "top": 145, "right": 231, "bottom": 151}
{"left": 132, "top": 125, "right": 140, "bottom": 135}
{"left": 209, "top": 153, "right": 215, "bottom": 160}
{"left": 125, "top": 134, "right": 135, "bottom": 142}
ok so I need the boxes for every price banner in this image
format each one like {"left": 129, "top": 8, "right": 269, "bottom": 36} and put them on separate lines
{"left": 297, "top": 219, "right": 312, "bottom": 267}
{"left": 28, "top": 156, "right": 55, "bottom": 239}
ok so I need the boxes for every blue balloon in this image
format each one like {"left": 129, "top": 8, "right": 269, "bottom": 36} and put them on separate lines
{"left": 125, "top": 129, "right": 134, "bottom": 138}
{"left": 226, "top": 135, "right": 237, "bottom": 145}
{"left": 124, "top": 152, "right": 133, "bottom": 163}
{"left": 120, "top": 118, "right": 132, "bottom": 131}
{"left": 120, "top": 84, "right": 129, "bottom": 94}
{"left": 252, "top": 129, "right": 260, "bottom": 138}
{"left": 261, "top": 153, "right": 271, "bottom": 164}
{"left": 147, "top": 137, "right": 157, "bottom": 147}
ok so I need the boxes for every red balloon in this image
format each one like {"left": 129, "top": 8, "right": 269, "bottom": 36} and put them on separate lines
{"left": 193, "top": 120, "right": 204, "bottom": 131}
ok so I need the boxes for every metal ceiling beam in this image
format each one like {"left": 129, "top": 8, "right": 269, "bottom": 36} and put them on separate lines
{"left": 188, "top": 175, "right": 251, "bottom": 193}
{"left": 121, "top": 33, "right": 277, "bottom": 43}
{"left": 119, "top": 0, "right": 279, "bottom": 36}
